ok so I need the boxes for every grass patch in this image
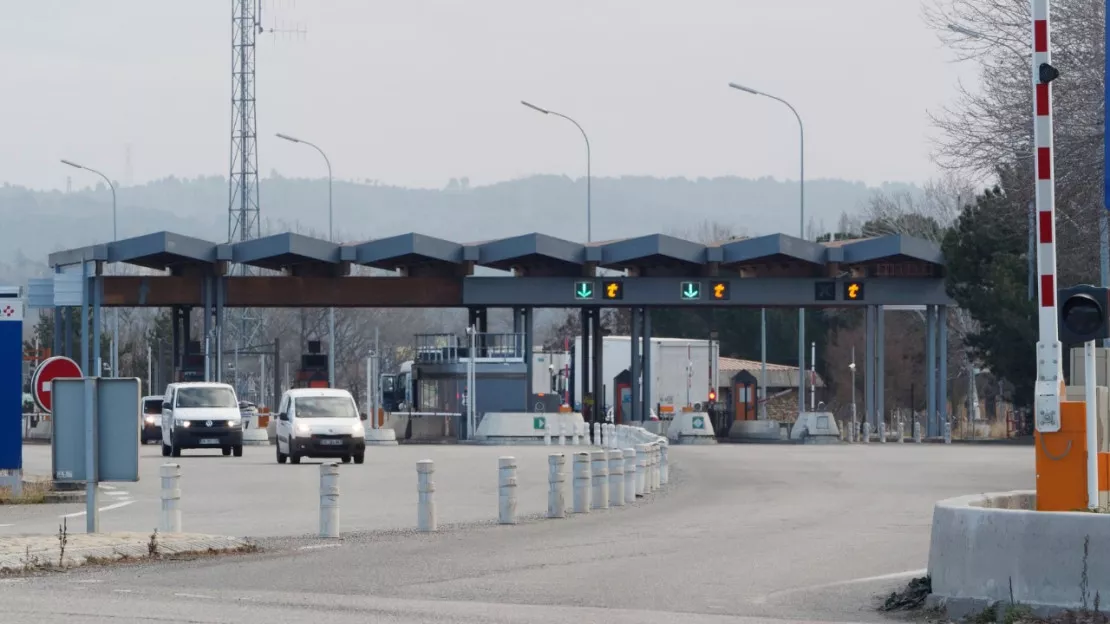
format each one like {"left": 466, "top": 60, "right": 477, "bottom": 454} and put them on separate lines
{"left": 0, "top": 481, "right": 50, "bottom": 505}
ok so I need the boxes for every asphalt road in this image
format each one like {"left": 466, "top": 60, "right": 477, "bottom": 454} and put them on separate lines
{"left": 0, "top": 443, "right": 1031, "bottom": 622}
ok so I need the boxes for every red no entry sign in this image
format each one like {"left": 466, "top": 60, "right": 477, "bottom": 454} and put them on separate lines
{"left": 32, "top": 356, "right": 82, "bottom": 413}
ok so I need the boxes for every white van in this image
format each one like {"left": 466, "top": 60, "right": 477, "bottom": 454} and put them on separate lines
{"left": 275, "top": 388, "right": 366, "bottom": 464}
{"left": 161, "top": 382, "right": 244, "bottom": 457}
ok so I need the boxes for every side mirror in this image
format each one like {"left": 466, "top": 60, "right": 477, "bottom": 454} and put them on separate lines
{"left": 161, "top": 401, "right": 169, "bottom": 411}
{"left": 360, "top": 412, "right": 368, "bottom": 421}
{"left": 278, "top": 413, "right": 289, "bottom": 422}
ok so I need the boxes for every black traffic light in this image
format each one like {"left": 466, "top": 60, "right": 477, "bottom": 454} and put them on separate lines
{"left": 1058, "top": 285, "right": 1110, "bottom": 344}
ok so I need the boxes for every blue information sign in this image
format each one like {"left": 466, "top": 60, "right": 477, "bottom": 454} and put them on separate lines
{"left": 0, "top": 288, "right": 23, "bottom": 471}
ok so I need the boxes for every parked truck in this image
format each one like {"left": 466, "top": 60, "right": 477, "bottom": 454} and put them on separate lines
{"left": 565, "top": 335, "right": 718, "bottom": 414}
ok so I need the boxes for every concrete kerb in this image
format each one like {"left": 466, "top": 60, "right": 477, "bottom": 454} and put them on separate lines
{"left": 0, "top": 532, "right": 252, "bottom": 573}
{"left": 927, "top": 490, "right": 1110, "bottom": 619}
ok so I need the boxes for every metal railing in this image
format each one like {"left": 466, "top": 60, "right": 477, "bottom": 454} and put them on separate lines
{"left": 413, "top": 332, "right": 527, "bottom": 363}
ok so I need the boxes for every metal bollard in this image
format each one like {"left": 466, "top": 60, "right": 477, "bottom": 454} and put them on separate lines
{"left": 547, "top": 454, "right": 566, "bottom": 518}
{"left": 898, "top": 420, "right": 905, "bottom": 444}
{"left": 862, "top": 422, "right": 872, "bottom": 444}
{"left": 590, "top": 450, "right": 609, "bottom": 509}
{"left": 558, "top": 422, "right": 566, "bottom": 446}
{"left": 319, "top": 462, "right": 340, "bottom": 538}
{"left": 660, "top": 444, "right": 669, "bottom": 485}
{"left": 498, "top": 456, "right": 517, "bottom": 525}
{"left": 608, "top": 449, "right": 624, "bottom": 506}
{"left": 572, "top": 422, "right": 580, "bottom": 446}
{"left": 623, "top": 448, "right": 637, "bottom": 503}
{"left": 878, "top": 422, "right": 887, "bottom": 444}
{"left": 634, "top": 444, "right": 648, "bottom": 496}
{"left": 417, "top": 459, "right": 436, "bottom": 532}
{"left": 572, "top": 452, "right": 591, "bottom": 513}
{"left": 543, "top": 419, "right": 551, "bottom": 446}
{"left": 944, "top": 420, "right": 952, "bottom": 444}
{"left": 913, "top": 420, "right": 922, "bottom": 443}
{"left": 159, "top": 463, "right": 182, "bottom": 534}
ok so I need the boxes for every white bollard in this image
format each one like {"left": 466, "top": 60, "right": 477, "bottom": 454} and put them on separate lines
{"left": 847, "top": 422, "right": 855, "bottom": 443}
{"left": 319, "top": 462, "right": 340, "bottom": 538}
{"left": 572, "top": 452, "right": 591, "bottom": 513}
{"left": 558, "top": 421, "right": 566, "bottom": 446}
{"left": 547, "top": 454, "right": 566, "bottom": 518}
{"left": 159, "top": 463, "right": 182, "bottom": 534}
{"left": 609, "top": 424, "right": 618, "bottom": 448}
{"left": 590, "top": 450, "right": 609, "bottom": 510}
{"left": 862, "top": 422, "right": 872, "bottom": 444}
{"left": 572, "top": 422, "right": 580, "bottom": 446}
{"left": 498, "top": 456, "right": 517, "bottom": 525}
{"left": 544, "top": 419, "right": 551, "bottom": 446}
{"left": 878, "top": 422, "right": 887, "bottom": 444}
{"left": 944, "top": 420, "right": 952, "bottom": 444}
{"left": 838, "top": 420, "right": 845, "bottom": 441}
{"left": 898, "top": 420, "right": 905, "bottom": 444}
{"left": 592, "top": 422, "right": 599, "bottom": 446}
{"left": 652, "top": 445, "right": 661, "bottom": 491}
{"left": 608, "top": 449, "right": 624, "bottom": 506}
{"left": 913, "top": 420, "right": 922, "bottom": 443}
{"left": 660, "top": 444, "right": 669, "bottom": 485}
{"left": 634, "top": 444, "right": 648, "bottom": 496}
{"left": 417, "top": 459, "right": 436, "bottom": 532}
{"left": 623, "top": 448, "right": 637, "bottom": 503}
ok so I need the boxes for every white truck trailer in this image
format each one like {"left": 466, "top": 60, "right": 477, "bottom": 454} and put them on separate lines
{"left": 562, "top": 336, "right": 718, "bottom": 413}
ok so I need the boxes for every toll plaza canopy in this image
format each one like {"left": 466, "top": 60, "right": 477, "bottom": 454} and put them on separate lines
{"left": 46, "top": 230, "right": 950, "bottom": 308}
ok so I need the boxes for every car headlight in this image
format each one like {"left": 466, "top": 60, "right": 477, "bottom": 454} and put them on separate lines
{"left": 178, "top": 420, "right": 191, "bottom": 428}
{"left": 295, "top": 423, "right": 311, "bottom": 435}
{"left": 351, "top": 423, "right": 364, "bottom": 435}
{"left": 144, "top": 416, "right": 156, "bottom": 424}
{"left": 227, "top": 419, "right": 239, "bottom": 427}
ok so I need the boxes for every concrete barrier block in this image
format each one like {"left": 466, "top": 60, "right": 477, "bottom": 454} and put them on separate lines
{"left": 666, "top": 412, "right": 716, "bottom": 444}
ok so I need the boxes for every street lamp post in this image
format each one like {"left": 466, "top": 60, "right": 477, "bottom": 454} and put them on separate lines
{"left": 728, "top": 82, "right": 807, "bottom": 416}
{"left": 275, "top": 133, "right": 335, "bottom": 388}
{"left": 61, "top": 159, "right": 118, "bottom": 377}
{"left": 520, "top": 101, "right": 592, "bottom": 243}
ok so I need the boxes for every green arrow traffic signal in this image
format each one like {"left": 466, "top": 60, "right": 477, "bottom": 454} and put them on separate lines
{"left": 681, "top": 281, "right": 701, "bottom": 300}
{"left": 574, "top": 281, "right": 595, "bottom": 300}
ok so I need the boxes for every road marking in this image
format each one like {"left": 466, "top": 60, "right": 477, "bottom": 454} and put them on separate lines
{"left": 60, "top": 500, "right": 135, "bottom": 518}
{"left": 112, "top": 589, "right": 133, "bottom": 593}
{"left": 72, "top": 579, "right": 102, "bottom": 584}
{"left": 0, "top": 524, "right": 14, "bottom": 528}
{"left": 298, "top": 543, "right": 342, "bottom": 551}
{"left": 174, "top": 593, "right": 213, "bottom": 599}
{"left": 100, "top": 485, "right": 117, "bottom": 491}
{"left": 105, "top": 491, "right": 129, "bottom": 498}
{"left": 751, "top": 569, "right": 928, "bottom": 604}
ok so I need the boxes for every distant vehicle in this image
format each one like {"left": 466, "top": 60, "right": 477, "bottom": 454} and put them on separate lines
{"left": 274, "top": 388, "right": 367, "bottom": 465}
{"left": 160, "top": 382, "right": 244, "bottom": 458}
{"left": 380, "top": 360, "right": 413, "bottom": 412}
{"left": 141, "top": 395, "right": 163, "bottom": 444}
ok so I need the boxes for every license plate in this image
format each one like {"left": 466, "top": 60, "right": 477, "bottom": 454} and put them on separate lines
{"left": 200, "top": 438, "right": 219, "bottom": 445}
{"left": 320, "top": 439, "right": 343, "bottom": 446}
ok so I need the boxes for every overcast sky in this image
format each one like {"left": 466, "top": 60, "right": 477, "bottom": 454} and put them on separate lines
{"left": 2, "top": 0, "right": 974, "bottom": 191}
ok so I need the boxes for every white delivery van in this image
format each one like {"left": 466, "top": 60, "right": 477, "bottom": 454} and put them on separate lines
{"left": 274, "top": 388, "right": 367, "bottom": 464}
{"left": 161, "top": 382, "right": 244, "bottom": 457}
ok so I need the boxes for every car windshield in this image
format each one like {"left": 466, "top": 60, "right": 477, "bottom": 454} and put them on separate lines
{"left": 175, "top": 387, "right": 237, "bottom": 409}
{"left": 294, "top": 396, "right": 357, "bottom": 419}
{"left": 142, "top": 399, "right": 162, "bottom": 415}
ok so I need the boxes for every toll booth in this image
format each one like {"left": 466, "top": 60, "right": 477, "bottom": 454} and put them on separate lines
{"left": 731, "top": 370, "right": 759, "bottom": 422}
{"left": 612, "top": 369, "right": 631, "bottom": 424}
{"left": 177, "top": 340, "right": 205, "bottom": 382}
{"left": 293, "top": 340, "right": 329, "bottom": 389}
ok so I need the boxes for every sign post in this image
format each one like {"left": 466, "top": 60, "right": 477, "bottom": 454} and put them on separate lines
{"left": 0, "top": 288, "right": 23, "bottom": 496}
{"left": 52, "top": 377, "right": 140, "bottom": 533}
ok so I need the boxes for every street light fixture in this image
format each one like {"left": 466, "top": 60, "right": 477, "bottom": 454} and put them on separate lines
{"left": 61, "top": 158, "right": 119, "bottom": 377}
{"left": 520, "top": 100, "right": 592, "bottom": 243}
{"left": 728, "top": 81, "right": 808, "bottom": 417}
{"left": 275, "top": 132, "right": 336, "bottom": 388}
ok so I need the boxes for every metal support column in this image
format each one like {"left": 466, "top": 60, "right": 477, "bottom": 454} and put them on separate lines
{"left": 203, "top": 276, "right": 213, "bottom": 382}
{"left": 591, "top": 309, "right": 604, "bottom": 420}
{"left": 630, "top": 307, "right": 642, "bottom": 422}
{"left": 938, "top": 305, "right": 948, "bottom": 427}
{"left": 272, "top": 337, "right": 281, "bottom": 409}
{"left": 579, "top": 307, "right": 590, "bottom": 415}
{"left": 925, "top": 305, "right": 937, "bottom": 438}
{"left": 523, "top": 307, "right": 533, "bottom": 407}
{"left": 80, "top": 262, "right": 90, "bottom": 375}
{"left": 863, "top": 306, "right": 874, "bottom": 429}
{"left": 92, "top": 275, "right": 102, "bottom": 376}
{"left": 876, "top": 305, "right": 885, "bottom": 429}
{"left": 52, "top": 305, "right": 62, "bottom": 360}
{"left": 214, "top": 278, "right": 225, "bottom": 383}
{"left": 63, "top": 304, "right": 72, "bottom": 360}
{"left": 642, "top": 308, "right": 653, "bottom": 419}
